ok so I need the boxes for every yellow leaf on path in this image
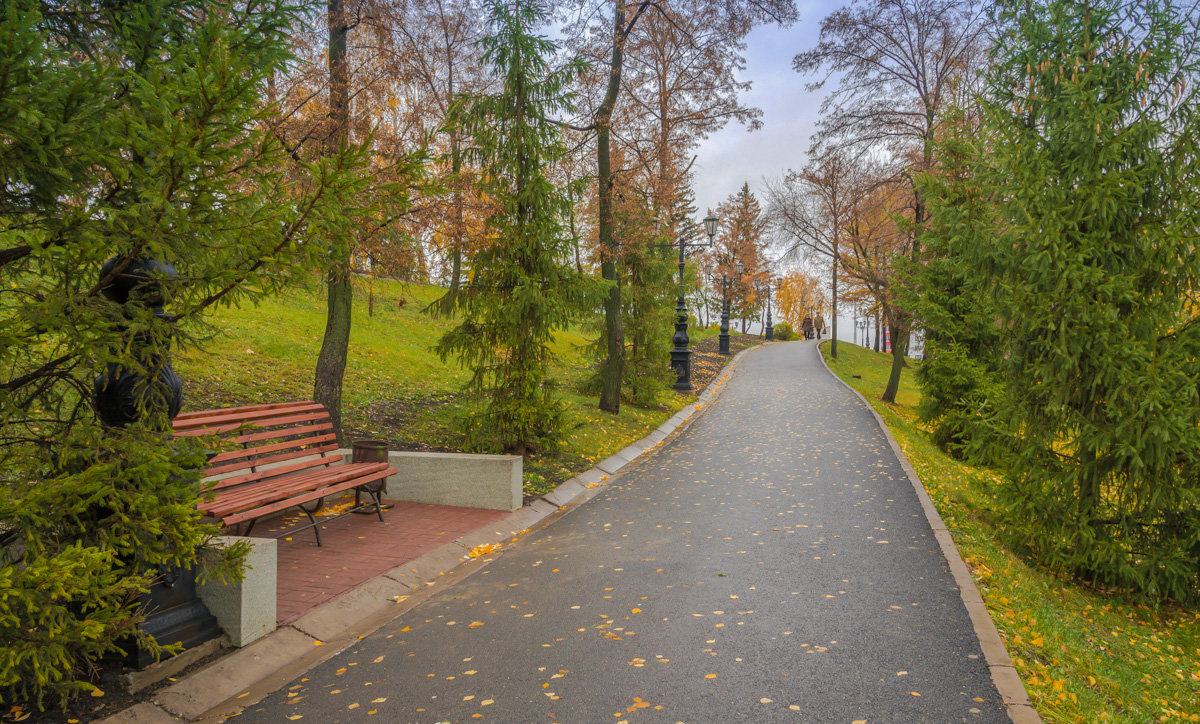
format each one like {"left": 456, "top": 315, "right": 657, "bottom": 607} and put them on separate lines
{"left": 314, "top": 641, "right": 325, "bottom": 646}
{"left": 464, "top": 670, "right": 478, "bottom": 675}
{"left": 631, "top": 608, "right": 641, "bottom": 614}
{"left": 372, "top": 656, "right": 384, "bottom": 663}
{"left": 852, "top": 720, "right": 866, "bottom": 724}
{"left": 481, "top": 699, "right": 494, "bottom": 706}
{"left": 90, "top": 689, "right": 104, "bottom": 698}
{"left": 760, "top": 697, "right": 774, "bottom": 703}
{"left": 348, "top": 702, "right": 359, "bottom": 709}
{"left": 287, "top": 717, "right": 303, "bottom": 721}
{"left": 371, "top": 697, "right": 386, "bottom": 703}
{"left": 789, "top": 705, "right": 801, "bottom": 711}
{"left": 468, "top": 621, "right": 485, "bottom": 629}
{"left": 705, "top": 673, "right": 717, "bottom": 679}
{"left": 400, "top": 626, "right": 410, "bottom": 632}
{"left": 910, "top": 691, "right": 921, "bottom": 696}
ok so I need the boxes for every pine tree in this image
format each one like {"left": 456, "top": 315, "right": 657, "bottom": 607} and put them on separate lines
{"left": 436, "top": 0, "right": 591, "bottom": 456}
{"left": 907, "top": 110, "right": 1005, "bottom": 455}
{"left": 973, "top": 0, "right": 1200, "bottom": 601}
{"left": 0, "top": 0, "right": 372, "bottom": 707}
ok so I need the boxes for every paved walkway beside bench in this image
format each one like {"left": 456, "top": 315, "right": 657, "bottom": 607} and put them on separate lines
{"left": 241, "top": 341, "right": 1027, "bottom": 723}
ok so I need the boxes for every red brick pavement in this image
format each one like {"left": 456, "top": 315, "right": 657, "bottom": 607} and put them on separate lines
{"left": 254, "top": 493, "right": 508, "bottom": 625}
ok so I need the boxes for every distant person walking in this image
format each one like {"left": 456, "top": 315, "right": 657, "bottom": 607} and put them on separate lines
{"left": 801, "top": 316, "right": 814, "bottom": 340}
{"left": 815, "top": 314, "right": 826, "bottom": 340}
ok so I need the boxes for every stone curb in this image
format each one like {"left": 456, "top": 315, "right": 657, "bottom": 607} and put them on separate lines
{"left": 814, "top": 342, "right": 1041, "bottom": 724}
{"left": 99, "top": 342, "right": 773, "bottom": 724}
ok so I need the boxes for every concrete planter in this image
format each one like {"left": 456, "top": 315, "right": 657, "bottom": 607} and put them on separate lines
{"left": 197, "top": 537, "right": 277, "bottom": 647}
{"left": 340, "top": 449, "right": 522, "bottom": 512}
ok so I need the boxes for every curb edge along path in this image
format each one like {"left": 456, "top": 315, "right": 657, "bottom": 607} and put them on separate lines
{"left": 816, "top": 341, "right": 1041, "bottom": 724}
{"left": 99, "top": 344, "right": 767, "bottom": 724}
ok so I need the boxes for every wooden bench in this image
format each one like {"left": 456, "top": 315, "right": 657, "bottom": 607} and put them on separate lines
{"left": 171, "top": 401, "right": 395, "bottom": 546}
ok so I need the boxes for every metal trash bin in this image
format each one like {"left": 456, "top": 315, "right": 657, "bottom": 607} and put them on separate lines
{"left": 352, "top": 439, "right": 391, "bottom": 511}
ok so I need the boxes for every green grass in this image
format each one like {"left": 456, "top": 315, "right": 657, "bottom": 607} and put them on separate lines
{"left": 821, "top": 342, "right": 1200, "bottom": 724}
{"left": 175, "top": 275, "right": 726, "bottom": 497}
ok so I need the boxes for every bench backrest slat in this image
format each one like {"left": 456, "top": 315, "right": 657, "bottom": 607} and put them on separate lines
{"left": 204, "top": 453, "right": 345, "bottom": 492}
{"left": 172, "top": 402, "right": 341, "bottom": 489}
{"left": 172, "top": 400, "right": 313, "bottom": 423}
{"left": 208, "top": 430, "right": 338, "bottom": 467}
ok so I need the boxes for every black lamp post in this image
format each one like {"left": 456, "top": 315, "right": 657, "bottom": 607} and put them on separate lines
{"left": 763, "top": 278, "right": 775, "bottom": 341}
{"left": 718, "top": 258, "right": 743, "bottom": 355}
{"left": 661, "top": 213, "right": 718, "bottom": 390}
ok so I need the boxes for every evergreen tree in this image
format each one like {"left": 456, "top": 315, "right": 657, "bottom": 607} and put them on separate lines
{"left": 972, "top": 0, "right": 1200, "bottom": 601}
{"left": 0, "top": 0, "right": 371, "bottom": 707}
{"left": 615, "top": 188, "right": 676, "bottom": 406}
{"left": 436, "top": 0, "right": 591, "bottom": 455}
{"left": 907, "top": 110, "right": 1005, "bottom": 456}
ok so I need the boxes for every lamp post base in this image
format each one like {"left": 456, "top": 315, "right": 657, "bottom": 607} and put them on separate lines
{"left": 766, "top": 323, "right": 774, "bottom": 341}
{"left": 718, "top": 333, "right": 730, "bottom": 355}
{"left": 671, "top": 347, "right": 692, "bottom": 390}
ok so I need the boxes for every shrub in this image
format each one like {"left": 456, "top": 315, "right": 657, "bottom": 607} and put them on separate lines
{"left": 773, "top": 322, "right": 794, "bottom": 340}
{"left": 0, "top": 0, "right": 369, "bottom": 708}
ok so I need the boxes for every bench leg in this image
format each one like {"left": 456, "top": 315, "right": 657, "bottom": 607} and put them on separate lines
{"left": 364, "top": 487, "right": 385, "bottom": 522}
{"left": 297, "top": 501, "right": 323, "bottom": 546}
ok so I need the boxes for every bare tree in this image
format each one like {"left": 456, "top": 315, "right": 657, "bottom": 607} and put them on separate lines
{"left": 563, "top": 0, "right": 796, "bottom": 413}
{"left": 765, "top": 151, "right": 871, "bottom": 359}
{"left": 793, "top": 0, "right": 988, "bottom": 387}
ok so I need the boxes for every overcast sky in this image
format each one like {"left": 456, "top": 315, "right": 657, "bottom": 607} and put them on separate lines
{"left": 690, "top": 1, "right": 838, "bottom": 265}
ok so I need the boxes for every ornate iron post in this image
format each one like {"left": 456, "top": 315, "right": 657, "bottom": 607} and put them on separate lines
{"left": 765, "top": 279, "right": 774, "bottom": 341}
{"left": 659, "top": 214, "right": 718, "bottom": 390}
{"left": 719, "top": 273, "right": 730, "bottom": 355}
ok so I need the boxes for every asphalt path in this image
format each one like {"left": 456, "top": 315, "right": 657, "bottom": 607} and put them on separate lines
{"left": 243, "top": 340, "right": 1007, "bottom": 723}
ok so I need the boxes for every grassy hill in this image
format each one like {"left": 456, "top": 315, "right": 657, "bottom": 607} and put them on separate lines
{"left": 174, "top": 275, "right": 754, "bottom": 495}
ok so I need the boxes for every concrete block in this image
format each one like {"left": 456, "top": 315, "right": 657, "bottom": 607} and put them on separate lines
{"left": 618, "top": 443, "right": 648, "bottom": 460}
{"left": 595, "top": 454, "right": 630, "bottom": 475}
{"left": 97, "top": 703, "right": 182, "bottom": 724}
{"left": 1008, "top": 704, "right": 1043, "bottom": 723}
{"left": 542, "top": 479, "right": 586, "bottom": 508}
{"left": 291, "top": 575, "right": 413, "bottom": 643}
{"left": 642, "top": 429, "right": 668, "bottom": 446}
{"left": 575, "top": 468, "right": 606, "bottom": 486}
{"left": 454, "top": 525, "right": 510, "bottom": 553}
{"left": 121, "top": 636, "right": 226, "bottom": 694}
{"left": 387, "top": 542, "right": 470, "bottom": 586}
{"left": 156, "top": 627, "right": 317, "bottom": 721}
{"left": 991, "top": 665, "right": 1033, "bottom": 707}
{"left": 340, "top": 449, "right": 522, "bottom": 512}
{"left": 197, "top": 537, "right": 276, "bottom": 647}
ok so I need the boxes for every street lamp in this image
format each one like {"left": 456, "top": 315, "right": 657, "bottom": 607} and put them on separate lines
{"left": 719, "top": 258, "right": 744, "bottom": 355}
{"left": 763, "top": 277, "right": 775, "bottom": 341}
{"left": 858, "top": 318, "right": 870, "bottom": 348}
{"left": 659, "top": 213, "right": 717, "bottom": 390}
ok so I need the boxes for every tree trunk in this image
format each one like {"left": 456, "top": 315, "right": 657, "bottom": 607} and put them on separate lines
{"left": 449, "top": 129, "right": 464, "bottom": 292}
{"left": 830, "top": 240, "right": 838, "bottom": 359}
{"left": 874, "top": 313, "right": 880, "bottom": 352}
{"left": 881, "top": 318, "right": 909, "bottom": 403}
{"left": 314, "top": 0, "right": 352, "bottom": 443}
{"left": 596, "top": 1, "right": 626, "bottom": 414}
